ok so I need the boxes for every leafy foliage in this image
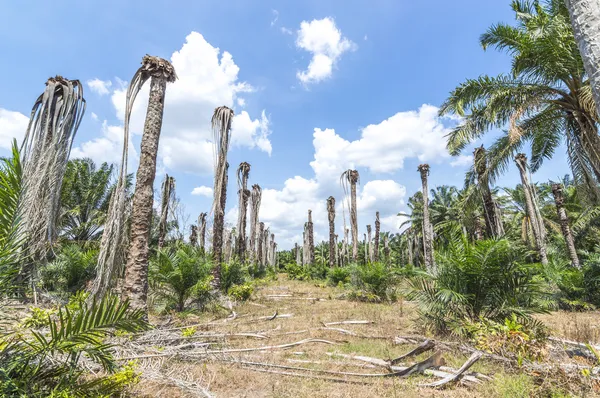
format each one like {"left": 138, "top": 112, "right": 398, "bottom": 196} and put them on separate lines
{"left": 41, "top": 245, "right": 98, "bottom": 296}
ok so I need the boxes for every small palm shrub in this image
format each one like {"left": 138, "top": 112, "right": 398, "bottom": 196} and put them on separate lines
{"left": 149, "top": 244, "right": 213, "bottom": 312}
{"left": 327, "top": 267, "right": 350, "bottom": 286}
{"left": 0, "top": 294, "right": 148, "bottom": 397}
{"left": 349, "top": 262, "right": 398, "bottom": 302}
{"left": 228, "top": 283, "right": 254, "bottom": 301}
{"left": 41, "top": 245, "right": 98, "bottom": 296}
{"left": 219, "top": 261, "right": 247, "bottom": 293}
{"left": 407, "top": 239, "right": 549, "bottom": 335}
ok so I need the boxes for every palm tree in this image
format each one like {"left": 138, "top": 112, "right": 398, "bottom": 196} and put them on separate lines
{"left": 294, "top": 243, "right": 301, "bottom": 265}
{"left": 551, "top": 183, "right": 580, "bottom": 267}
{"left": 210, "top": 106, "right": 234, "bottom": 286}
{"left": 236, "top": 162, "right": 251, "bottom": 261}
{"left": 307, "top": 210, "right": 314, "bottom": 265}
{"left": 565, "top": 0, "right": 600, "bottom": 119}
{"left": 473, "top": 147, "right": 504, "bottom": 238}
{"left": 189, "top": 224, "right": 198, "bottom": 247}
{"left": 341, "top": 170, "right": 360, "bottom": 261}
{"left": 418, "top": 164, "right": 435, "bottom": 270}
{"left": 19, "top": 76, "right": 85, "bottom": 296}
{"left": 440, "top": 0, "right": 600, "bottom": 202}
{"left": 249, "top": 184, "right": 261, "bottom": 263}
{"left": 374, "top": 212, "right": 381, "bottom": 262}
{"left": 326, "top": 196, "right": 336, "bottom": 267}
{"left": 59, "top": 159, "right": 116, "bottom": 243}
{"left": 158, "top": 174, "right": 175, "bottom": 249}
{"left": 258, "top": 222, "right": 265, "bottom": 267}
{"left": 198, "top": 212, "right": 207, "bottom": 252}
{"left": 366, "top": 224, "right": 372, "bottom": 262}
{"left": 123, "top": 55, "right": 177, "bottom": 314}
{"left": 514, "top": 154, "right": 548, "bottom": 265}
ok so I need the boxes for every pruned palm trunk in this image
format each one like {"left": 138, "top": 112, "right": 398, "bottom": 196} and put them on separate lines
{"left": 224, "top": 229, "right": 234, "bottom": 264}
{"left": 249, "top": 184, "right": 261, "bottom": 264}
{"left": 124, "top": 55, "right": 177, "bottom": 314}
{"left": 302, "top": 226, "right": 308, "bottom": 266}
{"left": 383, "top": 235, "right": 390, "bottom": 263}
{"left": 189, "top": 225, "right": 198, "bottom": 247}
{"left": 198, "top": 212, "right": 207, "bottom": 253}
{"left": 158, "top": 174, "right": 175, "bottom": 249}
{"left": 307, "top": 210, "right": 315, "bottom": 265}
{"left": 566, "top": 0, "right": 600, "bottom": 129}
{"left": 363, "top": 233, "right": 368, "bottom": 264}
{"left": 366, "top": 225, "right": 372, "bottom": 263}
{"left": 211, "top": 106, "right": 234, "bottom": 287}
{"left": 343, "top": 228, "right": 350, "bottom": 266}
{"left": 473, "top": 147, "right": 504, "bottom": 238}
{"left": 269, "top": 233, "right": 276, "bottom": 267}
{"left": 515, "top": 154, "right": 548, "bottom": 265}
{"left": 326, "top": 196, "right": 336, "bottom": 267}
{"left": 236, "top": 162, "right": 251, "bottom": 262}
{"left": 341, "top": 170, "right": 360, "bottom": 262}
{"left": 295, "top": 243, "right": 301, "bottom": 265}
{"left": 551, "top": 183, "right": 580, "bottom": 268}
{"left": 418, "top": 164, "right": 434, "bottom": 270}
{"left": 335, "top": 234, "right": 339, "bottom": 266}
{"left": 257, "top": 222, "right": 265, "bottom": 268}
{"left": 262, "top": 227, "right": 269, "bottom": 267}
{"left": 407, "top": 231, "right": 414, "bottom": 266}
{"left": 374, "top": 212, "right": 380, "bottom": 262}
{"left": 19, "top": 76, "right": 86, "bottom": 299}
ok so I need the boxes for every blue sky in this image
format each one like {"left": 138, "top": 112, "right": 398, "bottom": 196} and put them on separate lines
{"left": 0, "top": 1, "right": 570, "bottom": 248}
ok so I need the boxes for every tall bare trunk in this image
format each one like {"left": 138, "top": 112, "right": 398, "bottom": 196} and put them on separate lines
{"left": 474, "top": 146, "right": 504, "bottom": 238}
{"left": 307, "top": 210, "right": 314, "bottom": 265}
{"left": 262, "top": 227, "right": 269, "bottom": 268}
{"left": 124, "top": 56, "right": 176, "bottom": 314}
{"left": 212, "top": 162, "right": 229, "bottom": 285}
{"left": 335, "top": 234, "right": 339, "bottom": 267}
{"left": 418, "top": 164, "right": 434, "bottom": 270}
{"left": 189, "top": 225, "right": 198, "bottom": 247}
{"left": 383, "top": 235, "right": 390, "bottom": 263}
{"left": 515, "top": 154, "right": 548, "bottom": 265}
{"left": 158, "top": 174, "right": 175, "bottom": 249}
{"left": 224, "top": 229, "right": 234, "bottom": 264}
{"left": 363, "top": 233, "right": 367, "bottom": 264}
{"left": 407, "top": 232, "right": 414, "bottom": 266}
{"left": 249, "top": 184, "right": 262, "bottom": 264}
{"left": 198, "top": 212, "right": 207, "bottom": 252}
{"left": 341, "top": 170, "right": 360, "bottom": 262}
{"left": 552, "top": 184, "right": 580, "bottom": 268}
{"left": 566, "top": 0, "right": 600, "bottom": 125}
{"left": 374, "top": 212, "right": 380, "bottom": 262}
{"left": 236, "top": 162, "right": 251, "bottom": 261}
{"left": 327, "top": 196, "right": 336, "bottom": 267}
{"left": 269, "top": 233, "right": 276, "bottom": 267}
{"left": 366, "top": 224, "right": 372, "bottom": 263}
{"left": 258, "top": 222, "right": 265, "bottom": 268}
{"left": 295, "top": 243, "right": 301, "bottom": 265}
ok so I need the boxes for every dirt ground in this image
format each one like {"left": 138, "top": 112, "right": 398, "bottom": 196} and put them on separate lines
{"left": 128, "top": 275, "right": 600, "bottom": 397}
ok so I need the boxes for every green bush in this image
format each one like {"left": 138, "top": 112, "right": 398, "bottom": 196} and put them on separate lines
{"left": 149, "top": 244, "right": 213, "bottom": 312}
{"left": 285, "top": 262, "right": 328, "bottom": 281}
{"left": 327, "top": 267, "right": 350, "bottom": 286}
{"left": 349, "top": 262, "right": 397, "bottom": 302}
{"left": 406, "top": 239, "right": 549, "bottom": 335}
{"left": 228, "top": 283, "right": 254, "bottom": 301}
{"left": 219, "top": 261, "right": 246, "bottom": 293}
{"left": 40, "top": 245, "right": 98, "bottom": 296}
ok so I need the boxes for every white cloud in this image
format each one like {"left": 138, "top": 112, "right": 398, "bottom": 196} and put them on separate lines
{"left": 191, "top": 185, "right": 213, "bottom": 197}
{"left": 71, "top": 120, "right": 138, "bottom": 169}
{"left": 237, "top": 98, "right": 246, "bottom": 108}
{"left": 77, "top": 32, "right": 271, "bottom": 175}
{"left": 296, "top": 17, "right": 356, "bottom": 84}
{"left": 270, "top": 9, "right": 279, "bottom": 26}
{"left": 450, "top": 154, "right": 473, "bottom": 167}
{"left": 0, "top": 108, "right": 28, "bottom": 150}
{"left": 258, "top": 104, "right": 456, "bottom": 249}
{"left": 91, "top": 112, "right": 99, "bottom": 121}
{"left": 86, "top": 78, "right": 112, "bottom": 96}
{"left": 281, "top": 27, "right": 293, "bottom": 35}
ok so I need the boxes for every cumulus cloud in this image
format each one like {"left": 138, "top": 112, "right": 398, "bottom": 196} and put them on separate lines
{"left": 450, "top": 154, "right": 473, "bottom": 167}
{"left": 0, "top": 108, "right": 28, "bottom": 150}
{"left": 296, "top": 17, "right": 356, "bottom": 84}
{"left": 71, "top": 120, "right": 138, "bottom": 169}
{"left": 258, "top": 104, "right": 457, "bottom": 248}
{"left": 76, "top": 32, "right": 271, "bottom": 175}
{"left": 86, "top": 78, "right": 112, "bottom": 96}
{"left": 191, "top": 186, "right": 213, "bottom": 197}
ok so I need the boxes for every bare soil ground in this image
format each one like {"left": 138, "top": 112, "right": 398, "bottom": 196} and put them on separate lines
{"left": 121, "top": 276, "right": 600, "bottom": 397}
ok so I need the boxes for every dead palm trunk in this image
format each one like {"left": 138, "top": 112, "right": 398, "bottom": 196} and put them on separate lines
{"left": 189, "top": 225, "right": 198, "bottom": 247}
{"left": 249, "top": 184, "right": 262, "bottom": 264}
{"left": 262, "top": 227, "right": 269, "bottom": 268}
{"left": 366, "top": 225, "right": 372, "bottom": 263}
{"left": 374, "top": 212, "right": 380, "bottom": 262}
{"left": 19, "top": 76, "right": 86, "bottom": 299}
{"left": 418, "top": 164, "right": 435, "bottom": 271}
{"left": 473, "top": 146, "right": 504, "bottom": 238}
{"left": 383, "top": 235, "right": 390, "bottom": 263}
{"left": 307, "top": 210, "right": 315, "bottom": 265}
{"left": 407, "top": 231, "right": 414, "bottom": 266}
{"left": 363, "top": 233, "right": 368, "bottom": 264}
{"left": 210, "top": 105, "right": 234, "bottom": 287}
{"left": 124, "top": 55, "right": 177, "bottom": 314}
{"left": 515, "top": 154, "right": 548, "bottom": 265}
{"left": 225, "top": 229, "right": 234, "bottom": 264}
{"left": 343, "top": 228, "right": 349, "bottom": 266}
{"left": 258, "top": 222, "right": 265, "bottom": 268}
{"left": 198, "top": 213, "right": 207, "bottom": 253}
{"left": 551, "top": 184, "right": 580, "bottom": 268}
{"left": 158, "top": 174, "right": 175, "bottom": 249}
{"left": 236, "top": 162, "right": 251, "bottom": 261}
{"left": 566, "top": 0, "right": 600, "bottom": 124}
{"left": 326, "top": 196, "right": 336, "bottom": 267}
{"left": 269, "top": 233, "right": 275, "bottom": 267}
{"left": 335, "top": 234, "right": 339, "bottom": 267}
{"left": 302, "top": 226, "right": 308, "bottom": 266}
{"left": 341, "top": 170, "right": 360, "bottom": 262}
{"left": 295, "top": 243, "right": 301, "bottom": 265}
